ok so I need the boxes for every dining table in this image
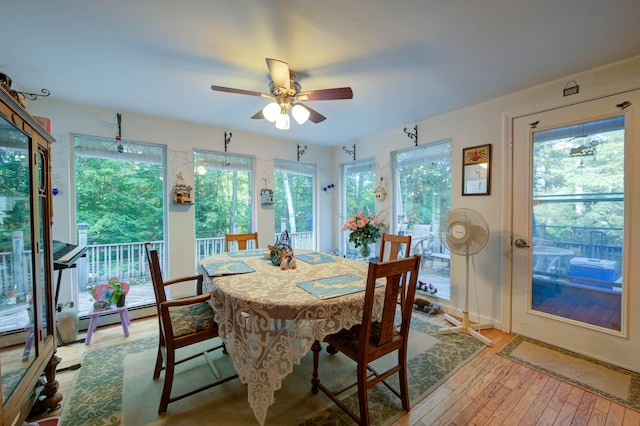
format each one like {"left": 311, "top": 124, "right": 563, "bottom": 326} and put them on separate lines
{"left": 532, "top": 245, "right": 575, "bottom": 275}
{"left": 200, "top": 249, "right": 380, "bottom": 425}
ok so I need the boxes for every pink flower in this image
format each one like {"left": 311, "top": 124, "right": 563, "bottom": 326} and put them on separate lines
{"left": 373, "top": 217, "right": 381, "bottom": 225}
{"left": 357, "top": 212, "right": 365, "bottom": 218}
{"left": 350, "top": 223, "right": 357, "bottom": 230}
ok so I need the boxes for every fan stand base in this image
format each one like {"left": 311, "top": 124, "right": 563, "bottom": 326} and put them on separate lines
{"left": 440, "top": 312, "right": 493, "bottom": 346}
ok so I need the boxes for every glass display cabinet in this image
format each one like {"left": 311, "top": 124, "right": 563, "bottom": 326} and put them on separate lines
{"left": 0, "top": 85, "right": 59, "bottom": 425}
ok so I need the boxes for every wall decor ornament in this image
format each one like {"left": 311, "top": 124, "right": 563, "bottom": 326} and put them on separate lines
{"left": 462, "top": 144, "right": 491, "bottom": 196}
{"left": 374, "top": 177, "right": 386, "bottom": 201}
{"left": 403, "top": 124, "right": 418, "bottom": 146}
{"left": 342, "top": 144, "right": 356, "bottom": 161}
{"left": 261, "top": 178, "right": 274, "bottom": 205}
{"left": 173, "top": 172, "right": 193, "bottom": 204}
{"left": 224, "top": 131, "right": 232, "bottom": 152}
{"left": 297, "top": 144, "right": 307, "bottom": 161}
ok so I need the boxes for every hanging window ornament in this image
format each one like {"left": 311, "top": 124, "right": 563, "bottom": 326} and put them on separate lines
{"left": 261, "top": 178, "right": 274, "bottom": 205}
{"left": 374, "top": 177, "right": 387, "bottom": 201}
{"left": 173, "top": 172, "right": 193, "bottom": 205}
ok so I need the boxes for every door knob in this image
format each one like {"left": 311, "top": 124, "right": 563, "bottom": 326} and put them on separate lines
{"left": 514, "top": 238, "right": 530, "bottom": 248}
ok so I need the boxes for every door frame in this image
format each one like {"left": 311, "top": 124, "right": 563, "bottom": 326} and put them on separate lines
{"left": 502, "top": 78, "right": 640, "bottom": 335}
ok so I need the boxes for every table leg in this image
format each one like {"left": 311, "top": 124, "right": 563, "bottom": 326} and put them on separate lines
{"left": 85, "top": 314, "right": 98, "bottom": 345}
{"left": 119, "top": 310, "right": 130, "bottom": 337}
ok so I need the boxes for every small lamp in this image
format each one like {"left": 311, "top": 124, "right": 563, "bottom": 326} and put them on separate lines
{"left": 291, "top": 104, "right": 310, "bottom": 125}
{"left": 275, "top": 111, "right": 290, "bottom": 130}
{"left": 262, "top": 102, "right": 280, "bottom": 122}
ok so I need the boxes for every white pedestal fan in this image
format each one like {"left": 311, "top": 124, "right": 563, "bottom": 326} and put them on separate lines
{"left": 439, "top": 208, "right": 493, "bottom": 346}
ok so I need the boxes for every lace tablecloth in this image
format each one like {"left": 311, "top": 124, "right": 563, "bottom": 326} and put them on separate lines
{"left": 202, "top": 250, "right": 375, "bottom": 425}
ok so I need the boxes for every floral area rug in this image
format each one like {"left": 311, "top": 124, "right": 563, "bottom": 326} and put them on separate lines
{"left": 499, "top": 335, "right": 640, "bottom": 411}
{"left": 60, "top": 312, "right": 484, "bottom": 425}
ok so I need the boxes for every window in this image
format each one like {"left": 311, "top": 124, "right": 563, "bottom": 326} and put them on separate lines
{"left": 531, "top": 116, "right": 624, "bottom": 329}
{"left": 194, "top": 151, "right": 254, "bottom": 259}
{"left": 273, "top": 159, "right": 315, "bottom": 249}
{"left": 341, "top": 158, "right": 377, "bottom": 257}
{"left": 74, "top": 135, "right": 166, "bottom": 314}
{"left": 393, "top": 140, "right": 452, "bottom": 298}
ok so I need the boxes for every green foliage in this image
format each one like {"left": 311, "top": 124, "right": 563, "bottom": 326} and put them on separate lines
{"left": 396, "top": 144, "right": 452, "bottom": 228}
{"left": 273, "top": 171, "right": 313, "bottom": 233}
{"left": 0, "top": 150, "right": 32, "bottom": 251}
{"left": 195, "top": 168, "right": 253, "bottom": 238}
{"left": 75, "top": 154, "right": 164, "bottom": 244}
{"left": 344, "top": 168, "right": 376, "bottom": 218}
{"left": 533, "top": 129, "right": 624, "bottom": 244}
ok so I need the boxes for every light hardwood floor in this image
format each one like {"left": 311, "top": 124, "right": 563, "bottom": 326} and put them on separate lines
{"left": 32, "top": 314, "right": 640, "bottom": 425}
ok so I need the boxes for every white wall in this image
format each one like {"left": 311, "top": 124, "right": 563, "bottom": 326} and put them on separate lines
{"left": 334, "top": 55, "right": 640, "bottom": 329}
{"left": 26, "top": 101, "right": 334, "bottom": 302}
{"left": 28, "top": 55, "right": 640, "bottom": 327}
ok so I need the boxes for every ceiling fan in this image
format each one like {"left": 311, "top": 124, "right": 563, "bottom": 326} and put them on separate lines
{"left": 211, "top": 58, "right": 353, "bottom": 130}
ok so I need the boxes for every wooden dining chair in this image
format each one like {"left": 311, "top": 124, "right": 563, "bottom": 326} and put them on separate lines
{"left": 378, "top": 233, "right": 412, "bottom": 261}
{"left": 224, "top": 232, "right": 259, "bottom": 252}
{"left": 311, "top": 255, "right": 421, "bottom": 425}
{"left": 144, "top": 243, "right": 238, "bottom": 414}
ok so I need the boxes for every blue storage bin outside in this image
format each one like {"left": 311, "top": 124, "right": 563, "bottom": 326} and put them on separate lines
{"left": 569, "top": 257, "right": 616, "bottom": 282}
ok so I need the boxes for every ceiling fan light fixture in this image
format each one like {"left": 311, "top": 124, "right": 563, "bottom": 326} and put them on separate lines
{"left": 291, "top": 104, "right": 310, "bottom": 125}
{"left": 262, "top": 102, "right": 280, "bottom": 122}
{"left": 275, "top": 112, "right": 290, "bottom": 130}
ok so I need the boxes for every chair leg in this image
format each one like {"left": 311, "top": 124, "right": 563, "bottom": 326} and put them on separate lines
{"left": 153, "top": 333, "right": 164, "bottom": 380}
{"left": 357, "top": 362, "right": 370, "bottom": 426}
{"left": 158, "top": 349, "right": 175, "bottom": 414}
{"left": 398, "top": 348, "right": 410, "bottom": 412}
{"left": 310, "top": 340, "right": 321, "bottom": 394}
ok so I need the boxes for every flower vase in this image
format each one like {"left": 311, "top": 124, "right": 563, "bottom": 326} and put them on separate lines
{"left": 360, "top": 243, "right": 371, "bottom": 259}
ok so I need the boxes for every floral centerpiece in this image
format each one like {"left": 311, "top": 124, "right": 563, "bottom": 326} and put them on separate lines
{"left": 342, "top": 212, "right": 388, "bottom": 258}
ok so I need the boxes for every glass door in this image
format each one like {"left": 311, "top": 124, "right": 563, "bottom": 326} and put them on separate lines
{"left": 0, "top": 115, "right": 34, "bottom": 402}
{"left": 511, "top": 91, "right": 640, "bottom": 371}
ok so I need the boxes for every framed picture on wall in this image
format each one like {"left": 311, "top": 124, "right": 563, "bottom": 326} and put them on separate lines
{"left": 462, "top": 144, "right": 491, "bottom": 195}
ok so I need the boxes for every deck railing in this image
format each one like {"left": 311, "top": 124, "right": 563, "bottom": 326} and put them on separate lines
{"left": 80, "top": 241, "right": 165, "bottom": 287}
{"left": 50, "top": 231, "right": 315, "bottom": 289}
{"left": 0, "top": 224, "right": 620, "bottom": 295}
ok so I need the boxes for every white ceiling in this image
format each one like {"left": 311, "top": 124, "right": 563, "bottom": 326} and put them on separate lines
{"left": 2, "top": 0, "right": 640, "bottom": 147}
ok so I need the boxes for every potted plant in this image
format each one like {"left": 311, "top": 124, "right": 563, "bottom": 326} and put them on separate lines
{"left": 107, "top": 276, "right": 126, "bottom": 307}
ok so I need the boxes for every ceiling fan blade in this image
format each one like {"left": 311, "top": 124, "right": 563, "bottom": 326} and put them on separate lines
{"left": 266, "top": 58, "right": 290, "bottom": 90}
{"left": 250, "top": 109, "right": 265, "bottom": 120}
{"left": 297, "top": 87, "right": 353, "bottom": 101}
{"left": 299, "top": 104, "right": 326, "bottom": 123}
{"left": 211, "top": 85, "right": 267, "bottom": 97}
